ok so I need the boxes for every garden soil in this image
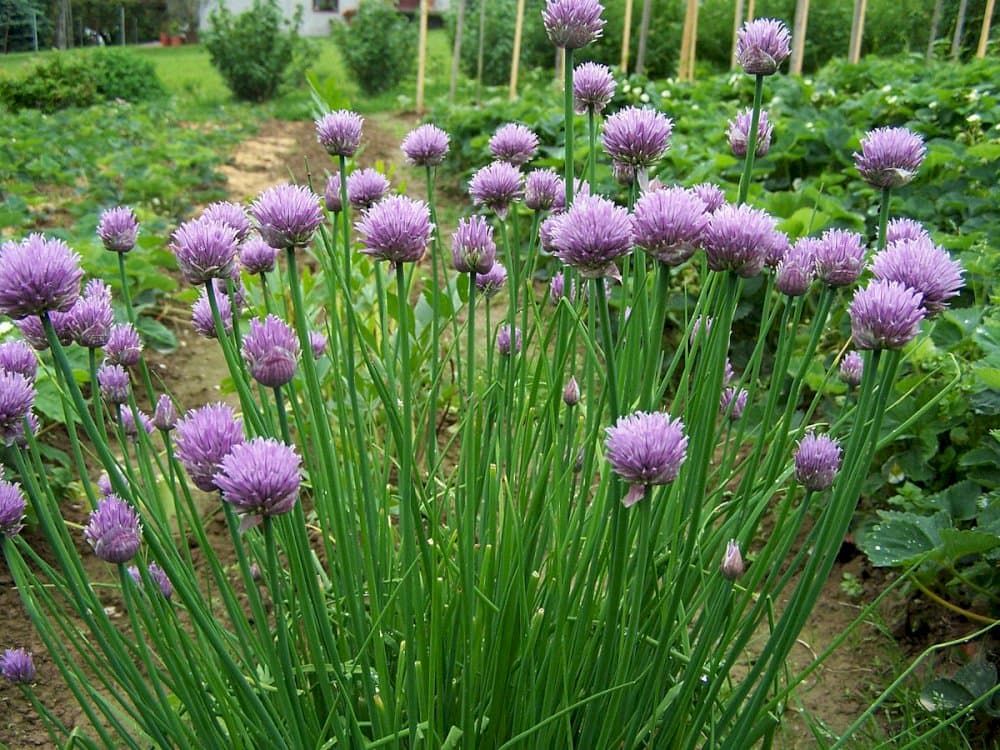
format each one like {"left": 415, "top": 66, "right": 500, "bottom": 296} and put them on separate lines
{"left": 0, "top": 116, "right": 980, "bottom": 749}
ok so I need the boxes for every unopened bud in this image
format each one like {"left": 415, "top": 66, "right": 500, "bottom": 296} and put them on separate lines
{"left": 720, "top": 539, "right": 745, "bottom": 580}
{"left": 563, "top": 376, "right": 580, "bottom": 406}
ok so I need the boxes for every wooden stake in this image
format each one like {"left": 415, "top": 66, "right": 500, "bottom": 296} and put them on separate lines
{"left": 731, "top": 0, "right": 746, "bottom": 69}
{"left": 687, "top": 0, "right": 698, "bottom": 81}
{"left": 449, "top": 0, "right": 466, "bottom": 103}
{"left": 927, "top": 0, "right": 943, "bottom": 61}
{"left": 977, "top": 0, "right": 996, "bottom": 58}
{"left": 476, "top": 0, "right": 487, "bottom": 103}
{"left": 952, "top": 0, "right": 969, "bottom": 60}
{"left": 635, "top": 0, "right": 652, "bottom": 75}
{"left": 747, "top": 0, "right": 756, "bottom": 22}
{"left": 848, "top": 0, "right": 867, "bottom": 64}
{"left": 416, "top": 0, "right": 430, "bottom": 114}
{"left": 621, "top": 0, "right": 634, "bottom": 73}
{"left": 790, "top": 0, "right": 809, "bottom": 75}
{"left": 678, "top": 0, "right": 698, "bottom": 81}
{"left": 509, "top": 0, "right": 526, "bottom": 101}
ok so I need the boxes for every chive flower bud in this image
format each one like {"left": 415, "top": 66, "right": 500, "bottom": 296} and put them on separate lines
{"left": 68, "top": 291, "right": 114, "bottom": 349}
{"left": 192, "top": 288, "right": 233, "bottom": 339}
{"left": 214, "top": 437, "right": 302, "bottom": 519}
{"left": 0, "top": 371, "right": 33, "bottom": 442}
{"left": 242, "top": 315, "right": 300, "bottom": 388}
{"left": 0, "top": 480, "right": 26, "bottom": 538}
{"left": 489, "top": 123, "right": 539, "bottom": 166}
{"left": 563, "top": 376, "right": 580, "bottom": 406}
{"left": 776, "top": 238, "right": 817, "bottom": 297}
{"left": 153, "top": 395, "right": 178, "bottom": 431}
{"left": 452, "top": 216, "right": 497, "bottom": 274}
{"left": 736, "top": 18, "right": 791, "bottom": 76}
{"left": 849, "top": 280, "right": 925, "bottom": 350}
{"left": 814, "top": 228, "right": 866, "bottom": 287}
{"left": 239, "top": 237, "right": 279, "bottom": 275}
{"left": 97, "top": 363, "right": 130, "bottom": 406}
{"left": 720, "top": 540, "right": 745, "bottom": 580}
{"left": 854, "top": 127, "right": 926, "bottom": 190}
{"left": 120, "top": 408, "right": 153, "bottom": 442}
{"left": 573, "top": 61, "right": 615, "bottom": 114}
{"left": 401, "top": 124, "right": 450, "bottom": 167}
{"left": 794, "top": 432, "right": 842, "bottom": 491}
{"left": 727, "top": 108, "right": 773, "bottom": 158}
{"left": 128, "top": 562, "right": 172, "bottom": 599}
{"left": 309, "top": 331, "right": 328, "bottom": 359}
{"left": 475, "top": 262, "right": 508, "bottom": 299}
{"left": 315, "top": 110, "right": 363, "bottom": 157}
{"left": 347, "top": 168, "right": 390, "bottom": 211}
{"left": 324, "top": 173, "right": 343, "bottom": 213}
{"left": 1, "top": 648, "right": 35, "bottom": 684}
{"left": 720, "top": 386, "right": 748, "bottom": 421}
{"left": 84, "top": 495, "right": 141, "bottom": 564}
{"left": 104, "top": 323, "right": 142, "bottom": 368}
{"left": 542, "top": 0, "right": 606, "bottom": 49}
{"left": 97, "top": 206, "right": 139, "bottom": 253}
{"left": 525, "top": 169, "right": 563, "bottom": 212}
{"left": 251, "top": 183, "right": 324, "bottom": 250}
{"left": 605, "top": 410, "right": 688, "bottom": 507}
{"left": 839, "top": 351, "right": 863, "bottom": 388}
{"left": 175, "top": 402, "right": 245, "bottom": 493}
{"left": 0, "top": 234, "right": 83, "bottom": 319}
{"left": 497, "top": 325, "right": 522, "bottom": 356}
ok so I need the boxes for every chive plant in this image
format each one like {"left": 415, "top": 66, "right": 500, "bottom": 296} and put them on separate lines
{"left": 0, "top": 3, "right": 972, "bottom": 748}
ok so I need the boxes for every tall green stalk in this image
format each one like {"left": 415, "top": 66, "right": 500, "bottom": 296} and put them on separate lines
{"left": 737, "top": 74, "right": 765, "bottom": 206}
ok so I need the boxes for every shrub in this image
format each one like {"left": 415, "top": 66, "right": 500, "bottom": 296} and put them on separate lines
{"left": 334, "top": 0, "right": 416, "bottom": 96}
{"left": 204, "top": 0, "right": 306, "bottom": 102}
{"left": 90, "top": 48, "right": 168, "bottom": 102}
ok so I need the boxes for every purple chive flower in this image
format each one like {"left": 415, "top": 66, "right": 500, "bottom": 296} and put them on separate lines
{"left": 549, "top": 271, "right": 579, "bottom": 305}
{"left": 703, "top": 204, "right": 777, "bottom": 278}
{"left": 1, "top": 648, "right": 35, "bottom": 684}
{"left": 720, "top": 540, "right": 745, "bottom": 580}
{"left": 870, "top": 237, "right": 964, "bottom": 315}
{"left": 539, "top": 214, "right": 563, "bottom": 254}
{"left": 0, "top": 403, "right": 36, "bottom": 447}
{"left": 612, "top": 160, "right": 638, "bottom": 187}
{"left": 884, "top": 217, "right": 929, "bottom": 245}
{"left": 324, "top": 173, "right": 343, "bottom": 213}
{"left": 309, "top": 331, "right": 327, "bottom": 359}
{"left": 97, "top": 363, "right": 130, "bottom": 406}
{"left": 723, "top": 358, "right": 736, "bottom": 386}
{"left": 202, "top": 201, "right": 253, "bottom": 244}
{"left": 96, "top": 473, "right": 114, "bottom": 498}
{"left": 602, "top": 106, "right": 673, "bottom": 168}
{"left": 356, "top": 195, "right": 434, "bottom": 267}
{"left": 251, "top": 183, "right": 324, "bottom": 250}
{"left": 551, "top": 178, "right": 591, "bottom": 213}
{"left": 0, "top": 480, "right": 26, "bottom": 538}
{"left": 794, "top": 432, "right": 842, "bottom": 491}
{"left": 153, "top": 394, "right": 178, "bottom": 431}
{"left": 171, "top": 218, "right": 238, "bottom": 285}
{"left": 573, "top": 61, "right": 616, "bottom": 114}
{"left": 849, "top": 280, "right": 925, "bottom": 350}
{"left": 192, "top": 288, "right": 233, "bottom": 338}
{"left": 68, "top": 293, "right": 114, "bottom": 349}
{"left": 551, "top": 194, "right": 633, "bottom": 280}
{"left": 84, "top": 496, "right": 141, "bottom": 563}
{"left": 475, "top": 262, "right": 508, "bottom": 299}
{"left": 764, "top": 230, "right": 791, "bottom": 270}
{"left": 727, "top": 108, "right": 774, "bottom": 158}
{"left": 347, "top": 168, "right": 391, "bottom": 211}
{"left": 452, "top": 216, "right": 497, "bottom": 274}
{"left": 736, "top": 18, "right": 792, "bottom": 76}
{"left": 813, "top": 229, "right": 866, "bottom": 287}
{"left": 525, "top": 169, "right": 564, "bottom": 212}
{"left": 631, "top": 187, "right": 709, "bottom": 266}
{"left": 840, "top": 351, "right": 864, "bottom": 388}
{"left": 497, "top": 325, "right": 522, "bottom": 356}
{"left": 689, "top": 315, "right": 713, "bottom": 347}
{"left": 239, "top": 237, "right": 279, "bottom": 275}
{"left": 401, "top": 124, "right": 450, "bottom": 167}
{"left": 97, "top": 206, "right": 139, "bottom": 253}
{"left": 776, "top": 238, "right": 818, "bottom": 296}
{"left": 720, "top": 386, "right": 749, "bottom": 421}
{"left": 175, "top": 402, "right": 245, "bottom": 493}
{"left": 542, "top": 0, "right": 606, "bottom": 49}
{"left": 104, "top": 323, "right": 142, "bottom": 368}
{"left": 0, "top": 372, "right": 35, "bottom": 437}
{"left": 469, "top": 161, "right": 524, "bottom": 220}
{"left": 489, "top": 123, "right": 539, "bottom": 166}
{"left": 605, "top": 410, "right": 688, "bottom": 508}
{"left": 242, "top": 315, "right": 300, "bottom": 388}
{"left": 692, "top": 183, "right": 726, "bottom": 213}
{"left": 854, "top": 127, "right": 926, "bottom": 190}
{"left": 563, "top": 376, "right": 580, "bottom": 406}
{"left": 84, "top": 278, "right": 112, "bottom": 304}
{"left": 120, "top": 408, "right": 153, "bottom": 442}
{"left": 0, "top": 234, "right": 83, "bottom": 319}
{"left": 316, "top": 110, "right": 364, "bottom": 157}
{"left": 0, "top": 340, "right": 37, "bottom": 382}
{"left": 128, "top": 562, "right": 172, "bottom": 599}
{"left": 214, "top": 437, "right": 302, "bottom": 518}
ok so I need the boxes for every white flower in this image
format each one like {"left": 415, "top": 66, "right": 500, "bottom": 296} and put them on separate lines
{"left": 881, "top": 84, "right": 892, "bottom": 93}
{"left": 639, "top": 93, "right": 650, "bottom": 103}
{"left": 967, "top": 113, "right": 982, "bottom": 124}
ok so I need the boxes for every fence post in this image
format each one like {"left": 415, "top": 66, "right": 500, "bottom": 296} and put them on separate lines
{"left": 790, "top": 0, "right": 809, "bottom": 75}
{"left": 978, "top": 0, "right": 996, "bottom": 58}
{"left": 120, "top": 6, "right": 125, "bottom": 45}
{"left": 416, "top": 0, "right": 430, "bottom": 115}
{"left": 32, "top": 9, "right": 39, "bottom": 51}
{"left": 620, "top": 0, "right": 633, "bottom": 73}
{"left": 509, "top": 0, "right": 525, "bottom": 100}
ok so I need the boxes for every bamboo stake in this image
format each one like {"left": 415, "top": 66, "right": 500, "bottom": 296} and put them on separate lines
{"left": 790, "top": 0, "right": 809, "bottom": 75}
{"left": 416, "top": 0, "right": 430, "bottom": 114}
{"left": 621, "top": 0, "right": 634, "bottom": 73}
{"left": 687, "top": 0, "right": 699, "bottom": 81}
{"left": 509, "top": 0, "right": 526, "bottom": 101}
{"left": 476, "top": 0, "right": 487, "bottom": 103}
{"left": 952, "top": 0, "right": 969, "bottom": 60}
{"left": 678, "top": 0, "right": 698, "bottom": 81}
{"left": 977, "top": 0, "right": 996, "bottom": 58}
{"left": 449, "top": 0, "right": 466, "bottom": 103}
{"left": 747, "top": 0, "right": 756, "bottom": 22}
{"left": 635, "top": 0, "right": 652, "bottom": 75}
{"left": 927, "top": 0, "right": 943, "bottom": 61}
{"left": 731, "top": 0, "right": 746, "bottom": 69}
{"left": 848, "top": 0, "right": 867, "bottom": 64}
{"left": 556, "top": 47, "right": 565, "bottom": 89}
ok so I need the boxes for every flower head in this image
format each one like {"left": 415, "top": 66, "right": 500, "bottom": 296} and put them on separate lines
{"left": 727, "top": 108, "right": 773, "bottom": 158}
{"left": 0, "top": 234, "right": 83, "bottom": 319}
{"left": 214, "top": 438, "right": 302, "bottom": 518}
{"left": 175, "top": 403, "right": 245, "bottom": 492}
{"left": 401, "top": 124, "right": 450, "bottom": 167}
{"left": 191, "top": 288, "right": 233, "bottom": 339}
{"left": 720, "top": 540, "right": 745, "bottom": 580}
{"left": 104, "top": 323, "right": 142, "bottom": 367}
{"left": 239, "top": 237, "right": 279, "bottom": 275}
{"left": 309, "top": 331, "right": 327, "bottom": 359}
{"left": 631, "top": 187, "right": 708, "bottom": 266}
{"left": 316, "top": 110, "right": 363, "bottom": 157}
{"left": 489, "top": 123, "right": 539, "bottom": 166}
{"left": 242, "top": 315, "right": 300, "bottom": 388}
{"left": 469, "top": 161, "right": 524, "bottom": 220}
{"left": 692, "top": 183, "right": 726, "bottom": 213}
{"left": 573, "top": 61, "right": 616, "bottom": 114}
{"left": 128, "top": 562, "right": 172, "bottom": 598}
{"left": 870, "top": 237, "right": 963, "bottom": 315}
{"left": 0, "top": 371, "right": 34, "bottom": 438}
{"left": 551, "top": 194, "right": 633, "bottom": 280}
{"left": 703, "top": 204, "right": 777, "bottom": 277}
{"left": 120, "top": 408, "right": 153, "bottom": 442}
{"left": 171, "top": 218, "right": 238, "bottom": 285}
{"left": 251, "top": 183, "right": 324, "bottom": 250}
{"left": 814, "top": 228, "right": 866, "bottom": 287}
{"left": 736, "top": 18, "right": 791, "bottom": 76}
{"left": 324, "top": 173, "right": 343, "bottom": 213}
{"left": 542, "top": 0, "right": 605, "bottom": 49}
{"left": 563, "top": 376, "right": 580, "bottom": 406}
{"left": 549, "top": 271, "right": 580, "bottom": 305}
{"left": 97, "top": 363, "right": 130, "bottom": 406}
{"left": 884, "top": 217, "right": 929, "bottom": 245}
{"left": 497, "top": 325, "right": 522, "bottom": 356}
{"left": 840, "top": 351, "right": 863, "bottom": 388}
{"left": 849, "top": 280, "right": 924, "bottom": 350}
{"left": 1, "top": 648, "right": 35, "bottom": 684}
{"left": 602, "top": 106, "right": 673, "bottom": 168}
{"left": 452, "top": 216, "right": 497, "bottom": 274}
{"left": 0, "top": 479, "right": 26, "bottom": 538}
{"left": 475, "top": 262, "right": 508, "bottom": 299}
{"left": 720, "top": 386, "right": 748, "bottom": 421}
{"left": 15, "top": 317, "right": 49, "bottom": 351}
{"left": 356, "top": 195, "right": 433, "bottom": 267}
{"left": 68, "top": 291, "right": 114, "bottom": 349}
{"left": 764, "top": 230, "right": 791, "bottom": 270}
{"left": 854, "top": 127, "right": 926, "bottom": 190}
{"left": 84, "top": 496, "right": 141, "bottom": 563}
{"left": 605, "top": 410, "right": 688, "bottom": 507}
{"left": 153, "top": 394, "right": 178, "bottom": 431}
{"left": 776, "top": 237, "right": 818, "bottom": 296}
{"left": 202, "top": 201, "right": 253, "bottom": 243}
{"left": 97, "top": 206, "right": 139, "bottom": 253}
{"left": 524, "top": 169, "right": 563, "bottom": 212}
{"left": 347, "top": 168, "right": 391, "bottom": 211}
{"left": 794, "top": 432, "right": 842, "bottom": 491}
{"left": 0, "top": 340, "right": 37, "bottom": 382}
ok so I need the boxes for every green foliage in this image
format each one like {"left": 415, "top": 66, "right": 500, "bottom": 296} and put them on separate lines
{"left": 90, "top": 47, "right": 168, "bottom": 102}
{"left": 204, "top": 0, "right": 307, "bottom": 102}
{"left": 0, "top": 0, "right": 51, "bottom": 52}
{"left": 334, "top": 0, "right": 416, "bottom": 96}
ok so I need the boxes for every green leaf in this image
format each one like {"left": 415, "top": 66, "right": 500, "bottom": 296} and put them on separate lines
{"left": 136, "top": 317, "right": 178, "bottom": 354}
{"left": 917, "top": 480, "right": 982, "bottom": 521}
{"left": 859, "top": 510, "right": 950, "bottom": 566}
{"left": 920, "top": 662, "right": 998, "bottom": 715}
{"left": 938, "top": 528, "right": 1000, "bottom": 561}
{"left": 973, "top": 366, "right": 1000, "bottom": 390}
